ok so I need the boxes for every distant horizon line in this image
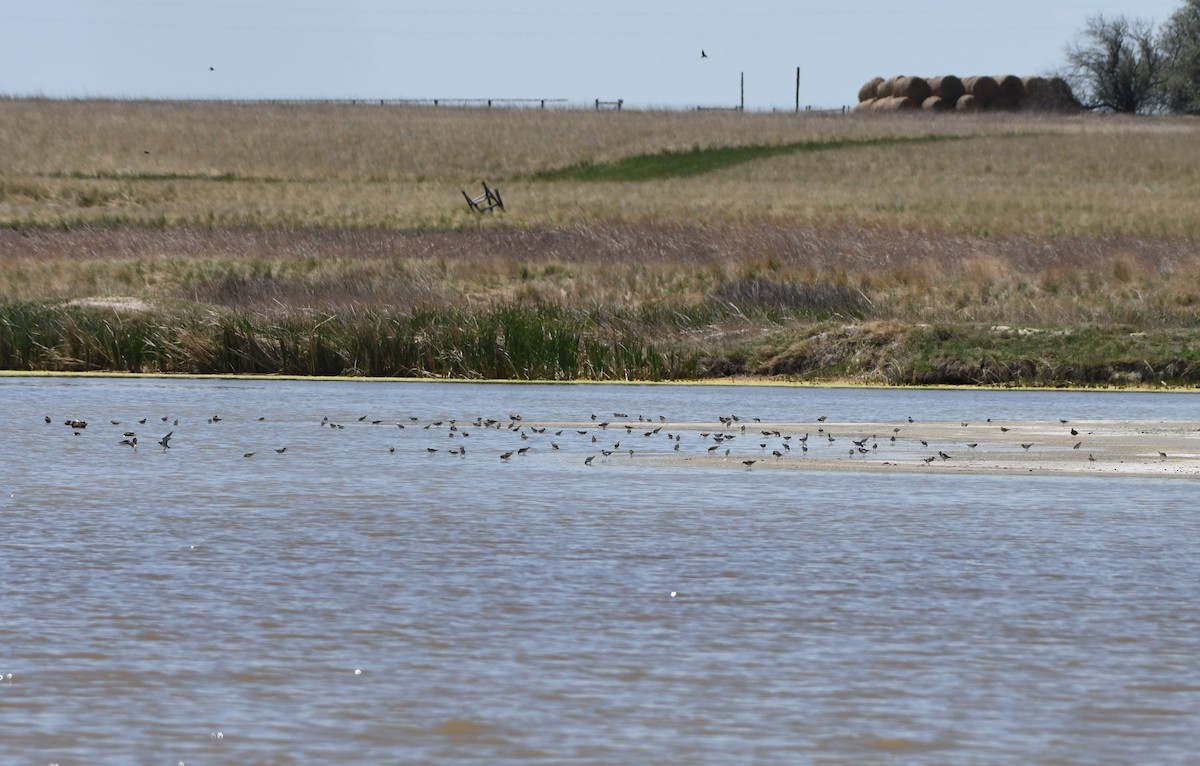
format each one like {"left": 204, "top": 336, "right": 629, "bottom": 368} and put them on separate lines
{"left": 0, "top": 93, "right": 853, "bottom": 112}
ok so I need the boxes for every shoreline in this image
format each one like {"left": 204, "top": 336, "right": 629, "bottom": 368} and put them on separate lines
{"left": 2, "top": 369, "right": 1197, "bottom": 393}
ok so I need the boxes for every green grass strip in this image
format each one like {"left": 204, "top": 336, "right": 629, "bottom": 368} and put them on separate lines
{"left": 533, "top": 134, "right": 959, "bottom": 183}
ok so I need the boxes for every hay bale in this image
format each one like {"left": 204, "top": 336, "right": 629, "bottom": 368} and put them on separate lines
{"left": 955, "top": 94, "right": 981, "bottom": 113}
{"left": 1046, "top": 77, "right": 1082, "bottom": 111}
{"left": 858, "top": 77, "right": 885, "bottom": 102}
{"left": 962, "top": 76, "right": 999, "bottom": 107}
{"left": 993, "top": 75, "right": 1024, "bottom": 106}
{"left": 874, "top": 95, "right": 919, "bottom": 111}
{"left": 854, "top": 98, "right": 878, "bottom": 112}
{"left": 875, "top": 77, "right": 895, "bottom": 98}
{"left": 921, "top": 95, "right": 951, "bottom": 112}
{"left": 890, "top": 75, "right": 932, "bottom": 103}
{"left": 987, "top": 96, "right": 1017, "bottom": 112}
{"left": 928, "top": 75, "right": 965, "bottom": 104}
{"left": 1020, "top": 75, "right": 1046, "bottom": 109}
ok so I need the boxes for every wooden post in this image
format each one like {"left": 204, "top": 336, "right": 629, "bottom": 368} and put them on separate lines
{"left": 795, "top": 67, "right": 800, "bottom": 113}
{"left": 740, "top": 72, "right": 744, "bottom": 111}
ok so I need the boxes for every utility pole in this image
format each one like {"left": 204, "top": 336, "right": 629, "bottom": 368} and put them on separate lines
{"left": 740, "top": 71, "right": 744, "bottom": 111}
{"left": 795, "top": 67, "right": 801, "bottom": 113}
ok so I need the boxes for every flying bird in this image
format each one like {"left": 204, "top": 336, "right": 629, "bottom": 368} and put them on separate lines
{"left": 158, "top": 431, "right": 173, "bottom": 450}
{"left": 701, "top": 50, "right": 707, "bottom": 59}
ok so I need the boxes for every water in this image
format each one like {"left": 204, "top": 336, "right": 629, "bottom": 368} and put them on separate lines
{"left": 3, "top": 376, "right": 1200, "bottom": 764}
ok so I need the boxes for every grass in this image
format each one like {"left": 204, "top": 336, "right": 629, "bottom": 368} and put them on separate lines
{"left": 2, "top": 99, "right": 1200, "bottom": 384}
{"left": 531, "top": 135, "right": 959, "bottom": 182}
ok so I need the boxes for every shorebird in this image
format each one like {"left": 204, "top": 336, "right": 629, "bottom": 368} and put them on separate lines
{"left": 1070, "top": 428, "right": 1079, "bottom": 436}
{"left": 742, "top": 460, "right": 756, "bottom": 468}
{"left": 584, "top": 455, "right": 595, "bottom": 465}
{"left": 275, "top": 447, "right": 287, "bottom": 453}
{"left": 1073, "top": 441, "right": 1082, "bottom": 450}
{"left": 1021, "top": 443, "right": 1033, "bottom": 451}
{"left": 158, "top": 431, "right": 173, "bottom": 450}
{"left": 967, "top": 443, "right": 977, "bottom": 450}
{"left": 500, "top": 451, "right": 514, "bottom": 460}
{"left": 243, "top": 452, "right": 255, "bottom": 458}
{"left": 119, "top": 436, "right": 137, "bottom": 450}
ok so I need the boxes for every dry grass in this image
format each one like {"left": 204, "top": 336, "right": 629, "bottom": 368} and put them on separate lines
{"left": 2, "top": 100, "right": 1197, "bottom": 237}
{"left": 3, "top": 99, "right": 1200, "bottom": 382}
{"left": 3, "top": 224, "right": 1198, "bottom": 329}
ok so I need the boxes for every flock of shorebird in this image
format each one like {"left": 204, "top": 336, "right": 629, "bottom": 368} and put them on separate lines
{"left": 46, "top": 409, "right": 1149, "bottom": 470}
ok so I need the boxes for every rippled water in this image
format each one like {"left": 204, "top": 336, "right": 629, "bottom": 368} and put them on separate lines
{"left": 3, "top": 376, "right": 1200, "bottom": 765}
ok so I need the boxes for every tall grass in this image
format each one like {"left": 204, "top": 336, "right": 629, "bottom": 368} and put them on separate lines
{"left": 2, "top": 100, "right": 1199, "bottom": 236}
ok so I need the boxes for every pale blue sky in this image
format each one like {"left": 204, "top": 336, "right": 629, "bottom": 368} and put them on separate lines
{"left": 0, "top": 0, "right": 1183, "bottom": 109}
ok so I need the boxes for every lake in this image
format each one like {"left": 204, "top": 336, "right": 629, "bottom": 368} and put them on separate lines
{"left": 3, "top": 376, "right": 1200, "bottom": 764}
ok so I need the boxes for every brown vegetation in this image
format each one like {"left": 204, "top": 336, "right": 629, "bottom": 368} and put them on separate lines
{"left": 1, "top": 99, "right": 1199, "bottom": 382}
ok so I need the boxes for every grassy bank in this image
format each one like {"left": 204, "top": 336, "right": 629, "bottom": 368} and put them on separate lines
{"left": 3, "top": 224, "right": 1200, "bottom": 385}
{"left": 2, "top": 100, "right": 1199, "bottom": 384}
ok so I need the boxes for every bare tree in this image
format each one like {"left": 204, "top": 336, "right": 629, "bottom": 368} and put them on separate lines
{"left": 1160, "top": 0, "right": 1200, "bottom": 114}
{"left": 1064, "top": 14, "right": 1164, "bottom": 113}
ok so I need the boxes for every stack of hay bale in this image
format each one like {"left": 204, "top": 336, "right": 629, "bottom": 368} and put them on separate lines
{"left": 856, "top": 75, "right": 1080, "bottom": 113}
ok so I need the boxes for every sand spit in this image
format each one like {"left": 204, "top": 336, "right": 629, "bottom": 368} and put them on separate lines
{"left": 545, "top": 419, "right": 1200, "bottom": 479}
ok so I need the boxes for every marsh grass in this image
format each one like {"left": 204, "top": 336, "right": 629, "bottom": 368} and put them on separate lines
{"left": 4, "top": 224, "right": 1200, "bottom": 383}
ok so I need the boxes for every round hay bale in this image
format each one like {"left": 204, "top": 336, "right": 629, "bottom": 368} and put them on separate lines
{"left": 993, "top": 75, "right": 1024, "bottom": 106}
{"left": 890, "top": 75, "right": 932, "bottom": 103}
{"left": 1020, "top": 76, "right": 1081, "bottom": 112}
{"left": 1045, "top": 76, "right": 1082, "bottom": 111}
{"left": 1020, "top": 76, "right": 1046, "bottom": 110}
{"left": 987, "top": 96, "right": 1017, "bottom": 112}
{"left": 875, "top": 77, "right": 895, "bottom": 98}
{"left": 928, "top": 75, "right": 965, "bottom": 103}
{"left": 955, "top": 94, "right": 981, "bottom": 113}
{"left": 858, "top": 77, "right": 885, "bottom": 102}
{"left": 921, "top": 95, "right": 951, "bottom": 112}
{"left": 875, "top": 95, "right": 919, "bottom": 111}
{"left": 963, "top": 76, "right": 999, "bottom": 107}
{"left": 854, "top": 98, "right": 878, "bottom": 112}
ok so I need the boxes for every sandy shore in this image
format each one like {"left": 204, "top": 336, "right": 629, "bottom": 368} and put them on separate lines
{"left": 549, "top": 418, "right": 1200, "bottom": 479}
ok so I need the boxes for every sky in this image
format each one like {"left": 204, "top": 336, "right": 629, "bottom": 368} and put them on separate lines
{"left": 0, "top": 0, "right": 1185, "bottom": 110}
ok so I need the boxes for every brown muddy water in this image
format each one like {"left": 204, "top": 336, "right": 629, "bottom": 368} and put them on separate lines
{"left": 3, "top": 376, "right": 1200, "bottom": 765}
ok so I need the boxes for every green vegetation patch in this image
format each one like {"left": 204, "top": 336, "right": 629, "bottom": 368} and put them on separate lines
{"left": 533, "top": 134, "right": 959, "bottom": 182}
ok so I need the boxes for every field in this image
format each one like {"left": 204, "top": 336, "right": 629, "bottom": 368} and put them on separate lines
{"left": 2, "top": 98, "right": 1200, "bottom": 383}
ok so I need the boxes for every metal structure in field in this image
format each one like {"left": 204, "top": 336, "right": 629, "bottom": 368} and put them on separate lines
{"left": 462, "top": 181, "right": 504, "bottom": 214}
